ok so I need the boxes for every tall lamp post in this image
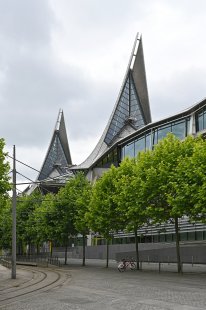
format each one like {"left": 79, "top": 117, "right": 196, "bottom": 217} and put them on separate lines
{"left": 11, "top": 145, "right": 16, "bottom": 279}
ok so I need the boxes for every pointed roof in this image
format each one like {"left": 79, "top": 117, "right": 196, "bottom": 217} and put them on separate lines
{"left": 37, "top": 109, "right": 72, "bottom": 181}
{"left": 75, "top": 33, "right": 151, "bottom": 169}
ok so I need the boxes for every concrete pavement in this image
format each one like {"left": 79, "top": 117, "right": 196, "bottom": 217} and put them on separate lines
{"left": 1, "top": 260, "right": 206, "bottom": 309}
{"left": 0, "top": 264, "right": 33, "bottom": 290}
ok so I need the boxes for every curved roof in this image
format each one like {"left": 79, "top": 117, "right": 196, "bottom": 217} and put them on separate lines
{"left": 37, "top": 109, "right": 72, "bottom": 181}
{"left": 75, "top": 33, "right": 151, "bottom": 169}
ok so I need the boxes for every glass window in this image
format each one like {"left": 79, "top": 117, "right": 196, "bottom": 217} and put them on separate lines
{"left": 102, "top": 155, "right": 108, "bottom": 166}
{"left": 113, "top": 148, "right": 118, "bottom": 163}
{"left": 135, "top": 137, "right": 145, "bottom": 156}
{"left": 124, "top": 142, "right": 135, "bottom": 158}
{"left": 180, "top": 232, "right": 187, "bottom": 241}
{"left": 186, "top": 117, "right": 191, "bottom": 136}
{"left": 166, "top": 234, "right": 172, "bottom": 242}
{"left": 188, "top": 232, "right": 195, "bottom": 241}
{"left": 157, "top": 125, "right": 171, "bottom": 141}
{"left": 145, "top": 133, "right": 151, "bottom": 150}
{"left": 172, "top": 121, "right": 186, "bottom": 139}
{"left": 152, "top": 130, "right": 158, "bottom": 146}
{"left": 196, "top": 231, "right": 203, "bottom": 241}
{"left": 196, "top": 112, "right": 203, "bottom": 132}
{"left": 107, "top": 151, "right": 113, "bottom": 164}
{"left": 96, "top": 160, "right": 103, "bottom": 168}
{"left": 203, "top": 112, "right": 206, "bottom": 130}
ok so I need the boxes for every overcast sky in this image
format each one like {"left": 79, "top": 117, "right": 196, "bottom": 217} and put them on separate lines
{"left": 1, "top": 0, "right": 206, "bottom": 192}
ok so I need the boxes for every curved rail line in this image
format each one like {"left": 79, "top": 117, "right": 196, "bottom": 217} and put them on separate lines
{"left": 0, "top": 267, "right": 70, "bottom": 308}
{"left": 0, "top": 268, "right": 46, "bottom": 294}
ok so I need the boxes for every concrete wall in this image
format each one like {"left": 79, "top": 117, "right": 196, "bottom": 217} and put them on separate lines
{"left": 53, "top": 241, "right": 206, "bottom": 263}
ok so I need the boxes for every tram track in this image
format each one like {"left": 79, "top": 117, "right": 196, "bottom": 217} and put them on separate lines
{"left": 0, "top": 267, "right": 71, "bottom": 308}
{"left": 0, "top": 268, "right": 46, "bottom": 294}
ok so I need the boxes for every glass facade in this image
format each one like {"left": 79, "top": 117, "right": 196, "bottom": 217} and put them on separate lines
{"left": 94, "top": 148, "right": 119, "bottom": 168}
{"left": 122, "top": 117, "right": 191, "bottom": 160}
{"left": 38, "top": 134, "right": 68, "bottom": 180}
{"left": 195, "top": 106, "right": 206, "bottom": 132}
{"left": 104, "top": 72, "right": 145, "bottom": 145}
{"left": 97, "top": 229, "right": 206, "bottom": 245}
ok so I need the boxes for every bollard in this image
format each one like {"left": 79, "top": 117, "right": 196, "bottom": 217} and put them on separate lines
{"left": 159, "top": 262, "right": 161, "bottom": 273}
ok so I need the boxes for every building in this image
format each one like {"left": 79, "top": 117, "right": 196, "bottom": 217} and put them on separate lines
{"left": 32, "top": 33, "right": 206, "bottom": 245}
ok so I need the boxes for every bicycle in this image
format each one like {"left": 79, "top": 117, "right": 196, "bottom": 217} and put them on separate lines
{"left": 117, "top": 257, "right": 136, "bottom": 272}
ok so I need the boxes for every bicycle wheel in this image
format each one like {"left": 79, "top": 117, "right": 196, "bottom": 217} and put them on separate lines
{"left": 118, "top": 262, "right": 126, "bottom": 272}
{"left": 129, "top": 262, "right": 136, "bottom": 270}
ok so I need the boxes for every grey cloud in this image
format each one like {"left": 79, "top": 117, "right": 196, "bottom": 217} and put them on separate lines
{"left": 1, "top": 0, "right": 206, "bottom": 184}
{"left": 0, "top": 56, "right": 96, "bottom": 146}
{"left": 0, "top": 0, "right": 54, "bottom": 47}
{"left": 150, "top": 67, "right": 206, "bottom": 122}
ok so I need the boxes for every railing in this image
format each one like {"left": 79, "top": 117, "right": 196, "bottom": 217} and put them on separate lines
{"left": 116, "top": 255, "right": 206, "bottom": 273}
{"left": 0, "top": 254, "right": 61, "bottom": 268}
{"left": 0, "top": 257, "right": 11, "bottom": 269}
{"left": 47, "top": 256, "right": 61, "bottom": 267}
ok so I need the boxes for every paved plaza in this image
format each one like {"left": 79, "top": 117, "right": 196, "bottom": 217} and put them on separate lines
{"left": 0, "top": 260, "right": 206, "bottom": 309}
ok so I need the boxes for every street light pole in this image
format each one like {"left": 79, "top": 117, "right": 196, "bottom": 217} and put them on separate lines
{"left": 11, "top": 145, "right": 16, "bottom": 279}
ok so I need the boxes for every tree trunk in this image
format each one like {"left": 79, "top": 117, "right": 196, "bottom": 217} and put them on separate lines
{"left": 36, "top": 242, "right": 40, "bottom": 255}
{"left": 28, "top": 242, "right": 31, "bottom": 256}
{"left": 134, "top": 228, "right": 140, "bottom": 270}
{"left": 175, "top": 216, "right": 182, "bottom": 273}
{"left": 50, "top": 241, "right": 53, "bottom": 257}
{"left": 106, "top": 238, "right": 109, "bottom": 268}
{"left": 18, "top": 241, "right": 23, "bottom": 255}
{"left": 82, "top": 234, "right": 86, "bottom": 266}
{"left": 64, "top": 240, "right": 68, "bottom": 265}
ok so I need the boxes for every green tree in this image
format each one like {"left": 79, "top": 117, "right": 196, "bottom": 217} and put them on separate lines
{"left": 140, "top": 134, "right": 196, "bottom": 273}
{"left": 16, "top": 191, "right": 42, "bottom": 254}
{"left": 30, "top": 192, "right": 56, "bottom": 255}
{"left": 88, "top": 166, "right": 126, "bottom": 267}
{"left": 0, "top": 138, "right": 10, "bottom": 199}
{"left": 0, "top": 198, "right": 12, "bottom": 251}
{"left": 171, "top": 135, "right": 206, "bottom": 224}
{"left": 53, "top": 174, "right": 92, "bottom": 265}
{"left": 74, "top": 173, "right": 92, "bottom": 266}
{"left": 114, "top": 157, "right": 148, "bottom": 270}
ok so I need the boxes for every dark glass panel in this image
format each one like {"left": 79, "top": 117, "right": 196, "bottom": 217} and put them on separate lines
{"left": 157, "top": 125, "right": 171, "bottom": 141}
{"left": 145, "top": 133, "right": 151, "bottom": 150}
{"left": 152, "top": 129, "right": 158, "bottom": 146}
{"left": 124, "top": 142, "right": 135, "bottom": 158}
{"left": 113, "top": 148, "right": 118, "bottom": 162}
{"left": 107, "top": 151, "right": 114, "bottom": 164}
{"left": 172, "top": 121, "right": 186, "bottom": 139}
{"left": 135, "top": 137, "right": 145, "bottom": 156}
{"left": 39, "top": 135, "right": 68, "bottom": 180}
{"left": 203, "top": 111, "right": 206, "bottom": 130}
{"left": 102, "top": 155, "right": 108, "bottom": 167}
{"left": 196, "top": 112, "right": 203, "bottom": 132}
{"left": 186, "top": 117, "right": 191, "bottom": 136}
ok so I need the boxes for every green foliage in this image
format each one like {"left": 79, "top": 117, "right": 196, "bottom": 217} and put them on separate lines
{"left": 51, "top": 172, "right": 92, "bottom": 245}
{"left": 88, "top": 165, "right": 126, "bottom": 239}
{"left": 0, "top": 138, "right": 11, "bottom": 198}
{"left": 2, "top": 132, "right": 206, "bottom": 260}
{"left": 16, "top": 191, "right": 43, "bottom": 250}
{"left": 136, "top": 134, "right": 198, "bottom": 222}
{"left": 31, "top": 192, "right": 56, "bottom": 244}
{"left": 0, "top": 198, "right": 12, "bottom": 249}
{"left": 113, "top": 157, "right": 146, "bottom": 231}
{"left": 74, "top": 173, "right": 92, "bottom": 236}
